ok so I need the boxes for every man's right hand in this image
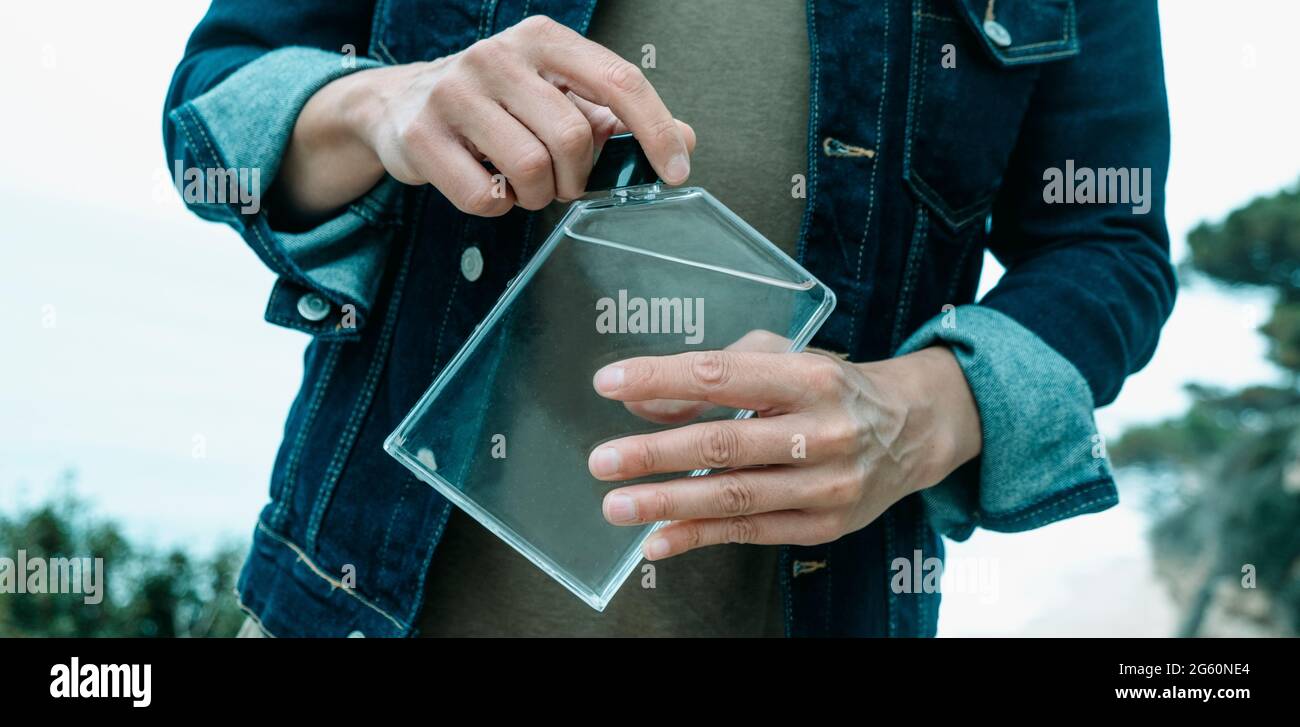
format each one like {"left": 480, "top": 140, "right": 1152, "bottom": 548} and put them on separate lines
{"left": 274, "top": 15, "right": 695, "bottom": 222}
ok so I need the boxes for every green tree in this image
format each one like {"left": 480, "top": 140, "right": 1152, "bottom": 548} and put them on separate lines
{"left": 1112, "top": 180, "right": 1300, "bottom": 636}
{"left": 0, "top": 470, "right": 246, "bottom": 637}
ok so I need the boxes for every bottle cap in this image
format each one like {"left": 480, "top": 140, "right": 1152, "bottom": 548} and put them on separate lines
{"left": 585, "top": 133, "right": 659, "bottom": 192}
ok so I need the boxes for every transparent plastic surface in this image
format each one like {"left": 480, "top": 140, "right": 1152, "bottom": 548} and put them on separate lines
{"left": 385, "top": 185, "right": 836, "bottom": 610}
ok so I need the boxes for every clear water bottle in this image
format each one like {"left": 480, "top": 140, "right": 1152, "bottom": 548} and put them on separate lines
{"left": 386, "top": 134, "right": 836, "bottom": 610}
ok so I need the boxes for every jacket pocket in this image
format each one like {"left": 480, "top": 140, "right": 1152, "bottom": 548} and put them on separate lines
{"left": 904, "top": 0, "right": 1079, "bottom": 231}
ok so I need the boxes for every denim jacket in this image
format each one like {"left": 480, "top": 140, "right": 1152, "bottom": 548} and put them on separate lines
{"left": 163, "top": 0, "right": 1173, "bottom": 637}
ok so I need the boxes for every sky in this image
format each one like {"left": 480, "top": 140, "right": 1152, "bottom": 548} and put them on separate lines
{"left": 1, "top": 1, "right": 1297, "bottom": 636}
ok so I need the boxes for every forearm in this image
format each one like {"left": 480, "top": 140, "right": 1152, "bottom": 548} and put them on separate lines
{"left": 269, "top": 66, "right": 395, "bottom": 226}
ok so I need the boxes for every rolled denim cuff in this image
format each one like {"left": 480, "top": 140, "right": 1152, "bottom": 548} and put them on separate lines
{"left": 167, "top": 47, "right": 399, "bottom": 338}
{"left": 897, "top": 305, "right": 1117, "bottom": 541}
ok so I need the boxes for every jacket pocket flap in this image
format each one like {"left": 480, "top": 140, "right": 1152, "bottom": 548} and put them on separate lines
{"left": 954, "top": 0, "right": 1079, "bottom": 66}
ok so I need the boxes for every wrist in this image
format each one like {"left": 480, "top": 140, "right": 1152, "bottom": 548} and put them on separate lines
{"left": 866, "top": 346, "right": 982, "bottom": 494}
{"left": 271, "top": 67, "right": 392, "bottom": 223}
{"left": 307, "top": 67, "right": 388, "bottom": 173}
{"left": 916, "top": 346, "right": 983, "bottom": 484}
{"left": 338, "top": 63, "right": 412, "bottom": 156}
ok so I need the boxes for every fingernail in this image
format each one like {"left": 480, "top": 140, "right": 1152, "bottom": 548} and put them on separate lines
{"left": 664, "top": 153, "right": 690, "bottom": 184}
{"left": 604, "top": 493, "right": 638, "bottom": 524}
{"left": 589, "top": 446, "right": 621, "bottom": 478}
{"left": 593, "top": 365, "right": 624, "bottom": 393}
{"left": 645, "top": 537, "right": 670, "bottom": 559}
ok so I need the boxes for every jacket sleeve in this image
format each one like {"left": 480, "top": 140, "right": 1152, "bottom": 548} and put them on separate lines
{"left": 898, "top": 0, "right": 1175, "bottom": 540}
{"left": 163, "top": 0, "right": 398, "bottom": 338}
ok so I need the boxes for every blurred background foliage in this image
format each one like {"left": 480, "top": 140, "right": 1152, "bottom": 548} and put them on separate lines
{"left": 0, "top": 470, "right": 245, "bottom": 637}
{"left": 1113, "top": 179, "right": 1300, "bottom": 637}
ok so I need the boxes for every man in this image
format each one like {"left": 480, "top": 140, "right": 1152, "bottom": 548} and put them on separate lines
{"left": 164, "top": 0, "right": 1174, "bottom": 637}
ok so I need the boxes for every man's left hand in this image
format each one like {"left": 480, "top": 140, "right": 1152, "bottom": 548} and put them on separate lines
{"left": 588, "top": 346, "right": 982, "bottom": 560}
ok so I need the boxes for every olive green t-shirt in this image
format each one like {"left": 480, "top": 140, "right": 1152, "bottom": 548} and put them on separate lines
{"left": 418, "top": 0, "right": 810, "bottom": 637}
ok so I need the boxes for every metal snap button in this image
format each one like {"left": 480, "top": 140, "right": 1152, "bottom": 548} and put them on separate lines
{"left": 460, "top": 245, "right": 484, "bottom": 282}
{"left": 296, "top": 292, "right": 331, "bottom": 322}
{"left": 983, "top": 19, "right": 1012, "bottom": 48}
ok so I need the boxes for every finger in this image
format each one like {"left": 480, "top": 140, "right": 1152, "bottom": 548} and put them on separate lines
{"left": 454, "top": 100, "right": 555, "bottom": 210}
{"left": 623, "top": 328, "right": 788, "bottom": 424}
{"left": 675, "top": 120, "right": 696, "bottom": 160}
{"left": 593, "top": 350, "right": 828, "bottom": 412}
{"left": 588, "top": 414, "right": 812, "bottom": 481}
{"left": 528, "top": 24, "right": 691, "bottom": 183}
{"left": 602, "top": 467, "right": 820, "bottom": 525}
{"left": 497, "top": 78, "right": 596, "bottom": 201}
{"left": 403, "top": 127, "right": 516, "bottom": 216}
{"left": 567, "top": 93, "right": 625, "bottom": 152}
{"left": 570, "top": 93, "right": 697, "bottom": 168}
{"left": 641, "top": 510, "right": 837, "bottom": 560}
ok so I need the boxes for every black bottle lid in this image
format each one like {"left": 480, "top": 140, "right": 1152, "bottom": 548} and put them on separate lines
{"left": 585, "top": 133, "right": 659, "bottom": 192}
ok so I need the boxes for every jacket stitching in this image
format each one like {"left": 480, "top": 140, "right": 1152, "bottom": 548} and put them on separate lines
{"left": 794, "top": 0, "right": 821, "bottom": 264}
{"left": 902, "top": 2, "right": 923, "bottom": 219}
{"left": 983, "top": 479, "right": 1116, "bottom": 528}
{"left": 997, "top": 48, "right": 1077, "bottom": 64}
{"left": 996, "top": 493, "right": 1115, "bottom": 529}
{"left": 405, "top": 498, "right": 455, "bottom": 631}
{"left": 915, "top": 506, "right": 932, "bottom": 635}
{"left": 909, "top": 171, "right": 994, "bottom": 230}
{"left": 996, "top": 1, "right": 1075, "bottom": 52}
{"left": 185, "top": 109, "right": 252, "bottom": 225}
{"left": 305, "top": 228, "right": 417, "bottom": 551}
{"left": 233, "top": 594, "right": 276, "bottom": 638}
{"left": 943, "top": 225, "right": 977, "bottom": 304}
{"left": 517, "top": 210, "right": 537, "bottom": 269}
{"left": 958, "top": 0, "right": 1077, "bottom": 59}
{"left": 916, "top": 12, "right": 956, "bottom": 23}
{"left": 271, "top": 341, "right": 343, "bottom": 529}
{"left": 370, "top": 0, "right": 394, "bottom": 63}
{"left": 578, "top": 0, "right": 599, "bottom": 34}
{"left": 824, "top": 549, "right": 833, "bottom": 634}
{"left": 779, "top": 546, "right": 793, "bottom": 637}
{"left": 884, "top": 509, "right": 897, "bottom": 636}
{"left": 257, "top": 520, "right": 409, "bottom": 632}
{"left": 847, "top": 0, "right": 890, "bottom": 353}
{"left": 477, "top": 0, "right": 495, "bottom": 39}
{"left": 172, "top": 109, "right": 238, "bottom": 226}
{"left": 915, "top": 515, "right": 925, "bottom": 634}
{"left": 891, "top": 206, "right": 929, "bottom": 351}
{"left": 374, "top": 38, "right": 399, "bottom": 65}
{"left": 376, "top": 478, "right": 410, "bottom": 576}
{"left": 432, "top": 272, "right": 461, "bottom": 372}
